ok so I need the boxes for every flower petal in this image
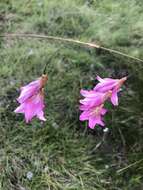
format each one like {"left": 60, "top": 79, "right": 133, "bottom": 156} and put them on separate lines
{"left": 37, "top": 111, "right": 46, "bottom": 121}
{"left": 96, "top": 75, "right": 104, "bottom": 82}
{"left": 94, "top": 82, "right": 116, "bottom": 92}
{"left": 14, "top": 104, "right": 25, "bottom": 113}
{"left": 111, "top": 91, "right": 118, "bottom": 106}
{"left": 89, "top": 115, "right": 105, "bottom": 128}
{"left": 80, "top": 111, "right": 89, "bottom": 121}
{"left": 101, "top": 108, "right": 107, "bottom": 115}
{"left": 17, "top": 80, "right": 41, "bottom": 103}
{"left": 89, "top": 117, "right": 97, "bottom": 129}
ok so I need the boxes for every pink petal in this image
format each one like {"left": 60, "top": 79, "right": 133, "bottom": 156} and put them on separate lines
{"left": 80, "top": 93, "right": 104, "bottom": 107}
{"left": 96, "top": 75, "right": 104, "bottom": 82}
{"left": 79, "top": 105, "right": 89, "bottom": 111}
{"left": 24, "top": 102, "right": 35, "bottom": 123}
{"left": 97, "top": 119, "right": 105, "bottom": 126}
{"left": 17, "top": 80, "right": 41, "bottom": 103}
{"left": 89, "top": 116, "right": 105, "bottom": 128}
{"left": 14, "top": 104, "right": 25, "bottom": 113}
{"left": 15, "top": 93, "right": 46, "bottom": 123}
{"left": 80, "top": 97, "right": 101, "bottom": 106}
{"left": 37, "top": 111, "right": 46, "bottom": 121}
{"left": 79, "top": 111, "right": 89, "bottom": 121}
{"left": 80, "top": 90, "right": 102, "bottom": 98}
{"left": 89, "top": 117, "right": 97, "bottom": 129}
{"left": 111, "top": 91, "right": 118, "bottom": 106}
{"left": 80, "top": 89, "right": 90, "bottom": 97}
{"left": 94, "top": 82, "right": 116, "bottom": 92}
{"left": 95, "top": 116, "right": 105, "bottom": 126}
{"left": 95, "top": 76, "right": 127, "bottom": 94}
{"left": 97, "top": 76, "right": 117, "bottom": 83}
{"left": 101, "top": 108, "right": 107, "bottom": 115}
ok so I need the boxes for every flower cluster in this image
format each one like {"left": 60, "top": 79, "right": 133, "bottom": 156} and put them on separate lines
{"left": 79, "top": 76, "right": 127, "bottom": 129}
{"left": 14, "top": 74, "right": 48, "bottom": 123}
{"left": 14, "top": 74, "right": 126, "bottom": 126}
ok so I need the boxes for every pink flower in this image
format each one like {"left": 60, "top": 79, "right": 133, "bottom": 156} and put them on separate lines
{"left": 17, "top": 75, "right": 48, "bottom": 103}
{"left": 14, "top": 75, "right": 48, "bottom": 123}
{"left": 79, "top": 89, "right": 111, "bottom": 128}
{"left": 15, "top": 90, "right": 46, "bottom": 123}
{"left": 79, "top": 76, "right": 127, "bottom": 129}
{"left": 80, "top": 89, "right": 112, "bottom": 108}
{"left": 80, "top": 104, "right": 107, "bottom": 129}
{"left": 94, "top": 76, "right": 127, "bottom": 106}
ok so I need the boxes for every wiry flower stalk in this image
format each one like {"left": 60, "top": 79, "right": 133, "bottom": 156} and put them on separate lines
{"left": 1, "top": 33, "right": 143, "bottom": 63}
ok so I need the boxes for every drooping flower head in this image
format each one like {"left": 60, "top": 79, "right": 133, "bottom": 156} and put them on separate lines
{"left": 79, "top": 76, "right": 127, "bottom": 129}
{"left": 94, "top": 76, "right": 127, "bottom": 106}
{"left": 14, "top": 74, "right": 48, "bottom": 123}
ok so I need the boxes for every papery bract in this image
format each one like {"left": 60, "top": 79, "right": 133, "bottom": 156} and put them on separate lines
{"left": 94, "top": 76, "right": 127, "bottom": 105}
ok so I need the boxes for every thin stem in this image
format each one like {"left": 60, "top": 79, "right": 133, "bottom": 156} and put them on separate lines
{"left": 43, "top": 49, "right": 60, "bottom": 74}
{"left": 89, "top": 128, "right": 109, "bottom": 154}
{"left": 117, "top": 158, "right": 143, "bottom": 174}
{"left": 1, "top": 33, "right": 143, "bottom": 63}
{"left": 100, "top": 46, "right": 143, "bottom": 63}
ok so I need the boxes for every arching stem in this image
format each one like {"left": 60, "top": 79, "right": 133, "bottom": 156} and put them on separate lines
{"left": 1, "top": 33, "right": 143, "bottom": 63}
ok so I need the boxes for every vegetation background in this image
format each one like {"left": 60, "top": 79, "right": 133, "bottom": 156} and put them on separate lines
{"left": 0, "top": 0, "right": 143, "bottom": 189}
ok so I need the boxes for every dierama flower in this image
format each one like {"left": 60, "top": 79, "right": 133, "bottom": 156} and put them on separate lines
{"left": 80, "top": 104, "right": 107, "bottom": 129}
{"left": 80, "top": 89, "right": 112, "bottom": 108}
{"left": 94, "top": 76, "right": 127, "bottom": 106}
{"left": 79, "top": 76, "right": 127, "bottom": 129}
{"left": 14, "top": 74, "right": 48, "bottom": 123}
{"left": 79, "top": 89, "right": 111, "bottom": 128}
{"left": 17, "top": 75, "right": 48, "bottom": 103}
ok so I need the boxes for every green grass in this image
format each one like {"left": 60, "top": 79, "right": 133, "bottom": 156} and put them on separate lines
{"left": 0, "top": 0, "right": 143, "bottom": 189}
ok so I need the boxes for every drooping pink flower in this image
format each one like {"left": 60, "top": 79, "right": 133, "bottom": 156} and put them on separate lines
{"left": 94, "top": 76, "right": 127, "bottom": 106}
{"left": 17, "top": 74, "right": 48, "bottom": 103}
{"left": 80, "top": 89, "right": 112, "bottom": 107}
{"left": 80, "top": 104, "right": 107, "bottom": 129}
{"left": 79, "top": 89, "right": 111, "bottom": 128}
{"left": 14, "top": 75, "right": 48, "bottom": 123}
{"left": 15, "top": 90, "right": 46, "bottom": 123}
